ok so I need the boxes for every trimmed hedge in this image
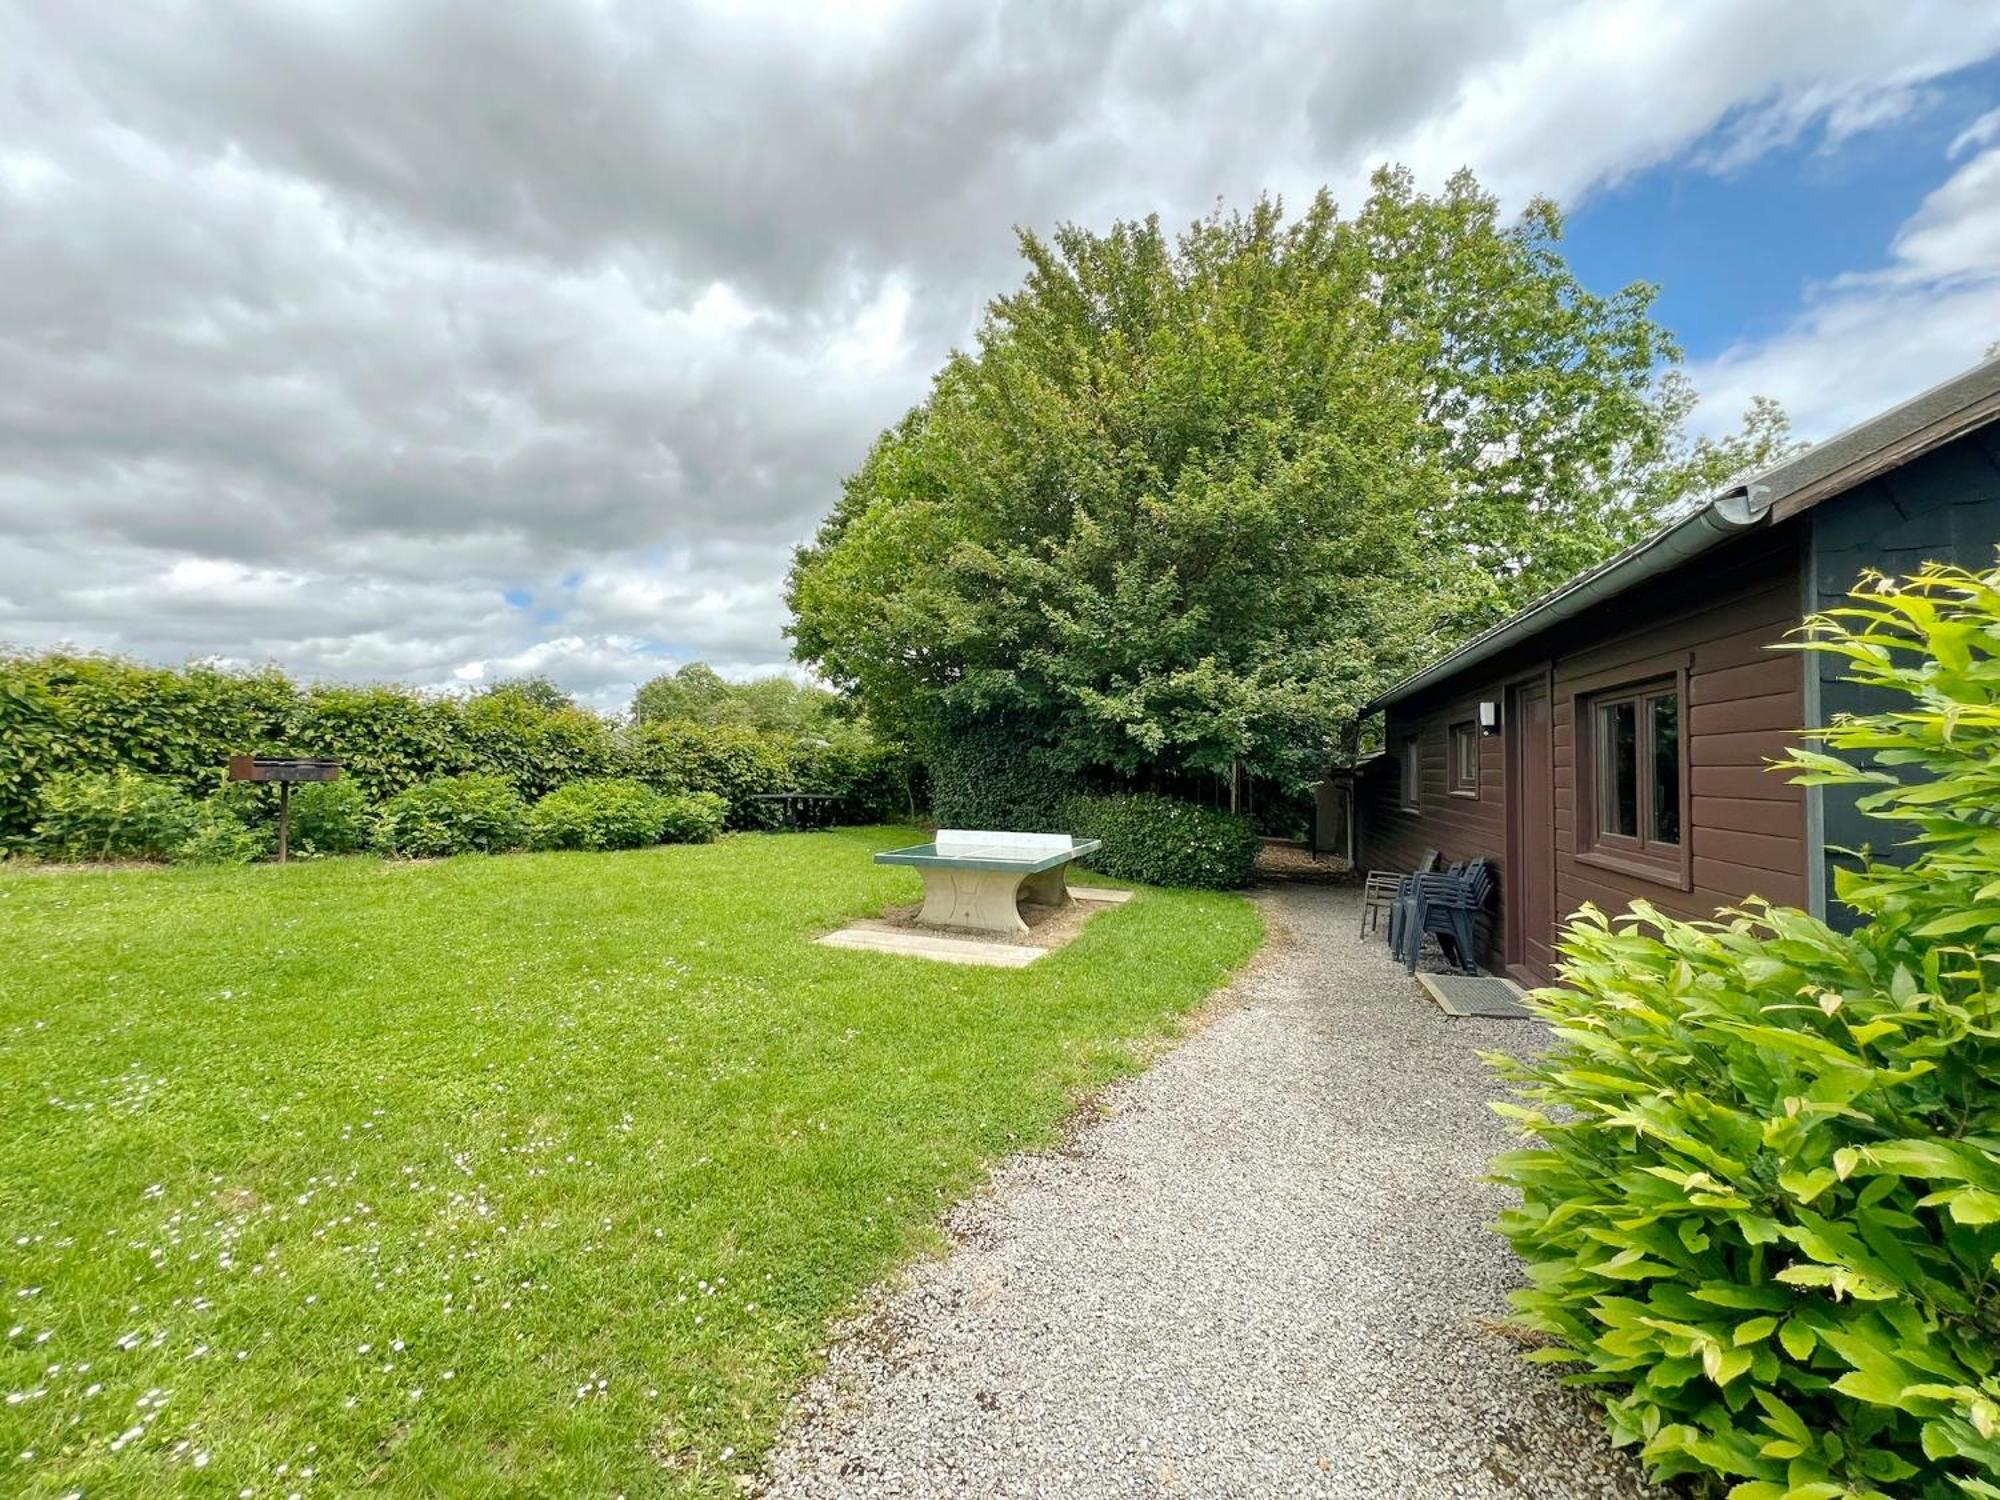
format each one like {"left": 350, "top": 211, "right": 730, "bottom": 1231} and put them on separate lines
{"left": 1060, "top": 793, "right": 1260, "bottom": 889}
{"left": 926, "top": 734, "right": 1069, "bottom": 833}
{"left": 0, "top": 650, "right": 911, "bottom": 851}
{"left": 1489, "top": 561, "right": 2000, "bottom": 1498}
{"left": 619, "top": 721, "right": 794, "bottom": 828}
{"left": 372, "top": 774, "right": 529, "bottom": 858}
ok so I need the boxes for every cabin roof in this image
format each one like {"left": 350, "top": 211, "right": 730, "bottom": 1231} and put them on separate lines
{"left": 1364, "top": 354, "right": 2000, "bottom": 714}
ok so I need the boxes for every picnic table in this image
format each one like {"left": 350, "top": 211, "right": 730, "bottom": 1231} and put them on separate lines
{"left": 874, "top": 830, "right": 1102, "bottom": 936}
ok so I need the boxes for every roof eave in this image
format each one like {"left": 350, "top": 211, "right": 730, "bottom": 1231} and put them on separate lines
{"left": 1362, "top": 353, "right": 2000, "bottom": 716}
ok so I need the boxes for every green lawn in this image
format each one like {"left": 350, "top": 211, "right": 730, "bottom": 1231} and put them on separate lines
{"left": 0, "top": 828, "right": 1260, "bottom": 1496}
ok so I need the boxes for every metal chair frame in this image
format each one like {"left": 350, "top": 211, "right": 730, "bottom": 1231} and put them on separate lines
{"left": 1360, "top": 848, "right": 1437, "bottom": 936}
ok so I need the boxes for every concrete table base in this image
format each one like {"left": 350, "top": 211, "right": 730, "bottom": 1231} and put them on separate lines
{"left": 915, "top": 863, "right": 1071, "bottom": 936}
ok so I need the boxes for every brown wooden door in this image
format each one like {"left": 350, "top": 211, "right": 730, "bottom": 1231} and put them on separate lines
{"left": 1506, "top": 678, "right": 1557, "bottom": 984}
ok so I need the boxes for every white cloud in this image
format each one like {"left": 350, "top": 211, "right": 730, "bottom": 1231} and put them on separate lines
{"left": 1948, "top": 106, "right": 2000, "bottom": 157}
{"left": 3, "top": 0, "right": 1998, "bottom": 711}
{"left": 1689, "top": 139, "right": 2000, "bottom": 440}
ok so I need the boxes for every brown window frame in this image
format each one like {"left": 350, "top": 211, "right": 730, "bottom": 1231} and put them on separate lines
{"left": 1448, "top": 721, "right": 1479, "bottom": 798}
{"left": 1399, "top": 735, "right": 1421, "bottom": 812}
{"left": 1575, "top": 672, "right": 1691, "bottom": 889}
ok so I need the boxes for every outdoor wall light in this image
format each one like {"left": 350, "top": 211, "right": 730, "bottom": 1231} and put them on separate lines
{"left": 1478, "top": 700, "right": 1500, "bottom": 735}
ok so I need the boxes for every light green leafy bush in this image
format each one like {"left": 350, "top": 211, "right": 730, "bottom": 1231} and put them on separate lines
{"left": 171, "top": 800, "right": 272, "bottom": 866}
{"left": 32, "top": 770, "right": 196, "bottom": 862}
{"left": 1489, "top": 560, "right": 2000, "bottom": 1499}
{"left": 528, "top": 779, "right": 668, "bottom": 852}
{"left": 1060, "top": 792, "right": 1260, "bottom": 889}
{"left": 616, "top": 721, "right": 794, "bottom": 828}
{"left": 372, "top": 774, "right": 528, "bottom": 858}
{"left": 287, "top": 780, "right": 374, "bottom": 856}
{"left": 654, "top": 791, "right": 727, "bottom": 845}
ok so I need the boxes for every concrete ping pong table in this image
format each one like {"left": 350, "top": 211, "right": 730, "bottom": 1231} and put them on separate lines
{"left": 874, "top": 830, "right": 1104, "bottom": 935}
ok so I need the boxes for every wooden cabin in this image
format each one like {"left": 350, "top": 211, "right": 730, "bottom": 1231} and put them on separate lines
{"left": 1357, "top": 356, "right": 2000, "bottom": 984}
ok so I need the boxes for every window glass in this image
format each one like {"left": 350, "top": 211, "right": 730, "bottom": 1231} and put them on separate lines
{"left": 1597, "top": 700, "right": 1638, "bottom": 837}
{"left": 1584, "top": 678, "right": 1683, "bottom": 870}
{"left": 1650, "top": 694, "right": 1680, "bottom": 844}
{"left": 1400, "top": 737, "right": 1419, "bottom": 808}
{"left": 1450, "top": 722, "right": 1477, "bottom": 792}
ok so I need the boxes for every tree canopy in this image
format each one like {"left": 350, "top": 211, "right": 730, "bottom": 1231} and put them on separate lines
{"left": 476, "top": 674, "right": 577, "bottom": 712}
{"left": 788, "top": 167, "right": 1793, "bottom": 792}
{"left": 630, "top": 662, "right": 840, "bottom": 736}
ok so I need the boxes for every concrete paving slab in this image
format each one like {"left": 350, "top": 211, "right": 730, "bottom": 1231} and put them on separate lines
{"left": 815, "top": 926, "right": 1046, "bottom": 967}
{"left": 1068, "top": 887, "right": 1132, "bottom": 905}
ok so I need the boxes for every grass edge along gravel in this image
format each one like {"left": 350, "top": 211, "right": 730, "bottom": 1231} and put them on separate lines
{"left": 0, "top": 826, "right": 1262, "bottom": 1497}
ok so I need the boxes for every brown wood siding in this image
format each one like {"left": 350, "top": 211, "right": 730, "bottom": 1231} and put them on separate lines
{"left": 1358, "top": 692, "right": 1511, "bottom": 961}
{"left": 1359, "top": 525, "right": 1808, "bottom": 979}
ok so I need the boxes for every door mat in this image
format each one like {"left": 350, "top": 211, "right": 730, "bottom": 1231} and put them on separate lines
{"left": 1416, "top": 972, "right": 1536, "bottom": 1020}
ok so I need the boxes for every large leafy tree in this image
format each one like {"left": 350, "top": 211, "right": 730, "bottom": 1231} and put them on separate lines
{"left": 1353, "top": 165, "right": 1796, "bottom": 623}
{"left": 789, "top": 169, "right": 1789, "bottom": 792}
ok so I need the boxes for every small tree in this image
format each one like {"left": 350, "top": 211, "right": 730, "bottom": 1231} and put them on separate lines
{"left": 1489, "top": 559, "right": 2000, "bottom": 1497}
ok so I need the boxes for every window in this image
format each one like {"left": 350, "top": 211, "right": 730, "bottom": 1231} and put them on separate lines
{"left": 1448, "top": 722, "right": 1479, "bottom": 797}
{"left": 1399, "top": 736, "right": 1420, "bottom": 811}
{"left": 1581, "top": 677, "right": 1683, "bottom": 879}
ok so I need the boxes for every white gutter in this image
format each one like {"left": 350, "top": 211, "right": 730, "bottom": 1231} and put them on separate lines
{"left": 1362, "top": 489, "right": 1765, "bottom": 712}
{"left": 1365, "top": 352, "right": 2000, "bottom": 715}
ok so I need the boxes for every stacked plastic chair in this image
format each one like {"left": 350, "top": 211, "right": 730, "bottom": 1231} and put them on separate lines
{"left": 1388, "top": 859, "right": 1494, "bottom": 975}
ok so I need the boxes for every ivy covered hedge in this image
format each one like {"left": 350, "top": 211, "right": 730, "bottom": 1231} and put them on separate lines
{"left": 0, "top": 651, "right": 911, "bottom": 853}
{"left": 924, "top": 733, "right": 1070, "bottom": 834}
{"left": 1490, "top": 561, "right": 2000, "bottom": 1499}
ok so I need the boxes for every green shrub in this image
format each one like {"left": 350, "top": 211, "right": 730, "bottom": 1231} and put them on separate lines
{"left": 528, "top": 778, "right": 667, "bottom": 852}
{"left": 32, "top": 770, "right": 196, "bottom": 862}
{"left": 171, "top": 800, "right": 272, "bottom": 866}
{"left": 655, "top": 791, "right": 727, "bottom": 845}
{"left": 0, "top": 652, "right": 296, "bottom": 844}
{"left": 926, "top": 732, "right": 1069, "bottom": 832}
{"left": 1489, "top": 560, "right": 2000, "bottom": 1498}
{"left": 617, "top": 721, "right": 794, "bottom": 828}
{"left": 0, "top": 649, "right": 908, "bottom": 848}
{"left": 372, "top": 774, "right": 528, "bottom": 858}
{"left": 461, "top": 684, "right": 616, "bottom": 800}
{"left": 789, "top": 728, "right": 911, "bottom": 822}
{"left": 283, "top": 682, "right": 470, "bottom": 801}
{"left": 287, "top": 779, "right": 374, "bottom": 856}
{"left": 1059, "top": 793, "right": 1260, "bottom": 888}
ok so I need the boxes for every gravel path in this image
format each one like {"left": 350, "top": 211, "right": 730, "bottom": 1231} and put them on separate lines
{"left": 762, "top": 884, "right": 1659, "bottom": 1499}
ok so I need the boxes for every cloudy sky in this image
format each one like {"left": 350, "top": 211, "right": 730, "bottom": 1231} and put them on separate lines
{"left": 4, "top": 2, "right": 1998, "bottom": 711}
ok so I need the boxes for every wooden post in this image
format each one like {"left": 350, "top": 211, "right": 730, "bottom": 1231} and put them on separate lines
{"left": 277, "top": 781, "right": 291, "bottom": 863}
